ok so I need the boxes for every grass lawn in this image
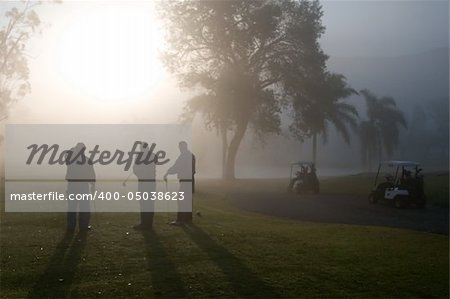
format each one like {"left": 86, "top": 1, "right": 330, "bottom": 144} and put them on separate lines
{"left": 1, "top": 180, "right": 449, "bottom": 298}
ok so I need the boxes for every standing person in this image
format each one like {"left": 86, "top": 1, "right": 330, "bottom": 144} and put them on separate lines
{"left": 163, "top": 141, "right": 195, "bottom": 225}
{"left": 65, "top": 143, "right": 96, "bottom": 232}
{"left": 130, "top": 142, "right": 156, "bottom": 230}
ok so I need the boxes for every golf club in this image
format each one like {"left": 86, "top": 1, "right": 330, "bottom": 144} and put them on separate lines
{"left": 91, "top": 183, "right": 99, "bottom": 230}
{"left": 122, "top": 172, "right": 133, "bottom": 187}
{"left": 165, "top": 178, "right": 171, "bottom": 224}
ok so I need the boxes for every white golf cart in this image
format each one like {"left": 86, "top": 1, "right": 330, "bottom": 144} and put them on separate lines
{"left": 287, "top": 161, "right": 320, "bottom": 194}
{"left": 368, "top": 161, "right": 426, "bottom": 209}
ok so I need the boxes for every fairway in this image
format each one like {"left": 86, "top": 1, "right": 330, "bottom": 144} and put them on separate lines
{"left": 1, "top": 180, "right": 448, "bottom": 298}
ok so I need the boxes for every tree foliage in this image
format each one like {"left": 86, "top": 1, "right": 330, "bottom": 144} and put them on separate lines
{"left": 0, "top": 1, "right": 43, "bottom": 121}
{"left": 159, "top": 0, "right": 327, "bottom": 179}
{"left": 359, "top": 89, "right": 407, "bottom": 169}
{"left": 287, "top": 71, "right": 358, "bottom": 164}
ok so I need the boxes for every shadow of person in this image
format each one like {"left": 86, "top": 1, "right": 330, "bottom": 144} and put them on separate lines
{"left": 142, "top": 231, "right": 187, "bottom": 298}
{"left": 27, "top": 231, "right": 88, "bottom": 299}
{"left": 182, "top": 224, "right": 279, "bottom": 298}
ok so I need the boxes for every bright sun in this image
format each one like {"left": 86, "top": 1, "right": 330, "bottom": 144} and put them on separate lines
{"left": 56, "top": 3, "right": 164, "bottom": 101}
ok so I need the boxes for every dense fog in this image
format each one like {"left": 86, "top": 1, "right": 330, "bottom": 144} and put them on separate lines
{"left": 2, "top": 1, "right": 449, "bottom": 178}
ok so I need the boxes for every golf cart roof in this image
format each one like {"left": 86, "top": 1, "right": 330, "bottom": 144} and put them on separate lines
{"left": 379, "top": 161, "right": 420, "bottom": 167}
{"left": 291, "top": 161, "right": 314, "bottom": 166}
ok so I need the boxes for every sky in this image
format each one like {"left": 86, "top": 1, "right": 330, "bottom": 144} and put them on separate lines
{"left": 320, "top": 0, "right": 449, "bottom": 57}
{"left": 2, "top": 0, "right": 449, "bottom": 123}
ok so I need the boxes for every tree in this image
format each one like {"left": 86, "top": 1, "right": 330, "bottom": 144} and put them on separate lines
{"left": 402, "top": 104, "right": 429, "bottom": 161}
{"left": 181, "top": 91, "right": 230, "bottom": 178}
{"left": 427, "top": 97, "right": 449, "bottom": 158}
{"left": 0, "top": 1, "right": 42, "bottom": 121}
{"left": 288, "top": 72, "right": 358, "bottom": 165}
{"left": 359, "top": 89, "right": 407, "bottom": 170}
{"left": 159, "top": 0, "right": 327, "bottom": 180}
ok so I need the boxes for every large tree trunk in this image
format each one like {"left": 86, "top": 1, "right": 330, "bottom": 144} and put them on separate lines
{"left": 220, "top": 124, "right": 228, "bottom": 179}
{"left": 224, "top": 120, "right": 248, "bottom": 181}
{"left": 312, "top": 133, "right": 317, "bottom": 166}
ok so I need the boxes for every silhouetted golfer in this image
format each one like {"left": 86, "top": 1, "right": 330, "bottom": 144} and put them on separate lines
{"left": 132, "top": 142, "right": 156, "bottom": 230}
{"left": 65, "top": 143, "right": 96, "bottom": 232}
{"left": 164, "top": 141, "right": 195, "bottom": 225}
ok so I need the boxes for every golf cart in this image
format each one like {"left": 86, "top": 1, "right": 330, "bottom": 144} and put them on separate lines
{"left": 368, "top": 161, "right": 426, "bottom": 208}
{"left": 287, "top": 162, "right": 320, "bottom": 194}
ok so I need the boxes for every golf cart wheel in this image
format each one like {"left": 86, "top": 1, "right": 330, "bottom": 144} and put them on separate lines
{"left": 368, "top": 193, "right": 377, "bottom": 204}
{"left": 394, "top": 196, "right": 406, "bottom": 209}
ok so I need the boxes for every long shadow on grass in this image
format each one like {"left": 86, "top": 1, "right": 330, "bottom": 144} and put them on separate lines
{"left": 182, "top": 224, "right": 279, "bottom": 298}
{"left": 27, "top": 231, "right": 87, "bottom": 299}
{"left": 142, "top": 230, "right": 187, "bottom": 298}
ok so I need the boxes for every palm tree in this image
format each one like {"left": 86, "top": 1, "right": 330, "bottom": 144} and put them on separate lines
{"left": 359, "top": 89, "right": 407, "bottom": 170}
{"left": 290, "top": 72, "right": 358, "bottom": 165}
